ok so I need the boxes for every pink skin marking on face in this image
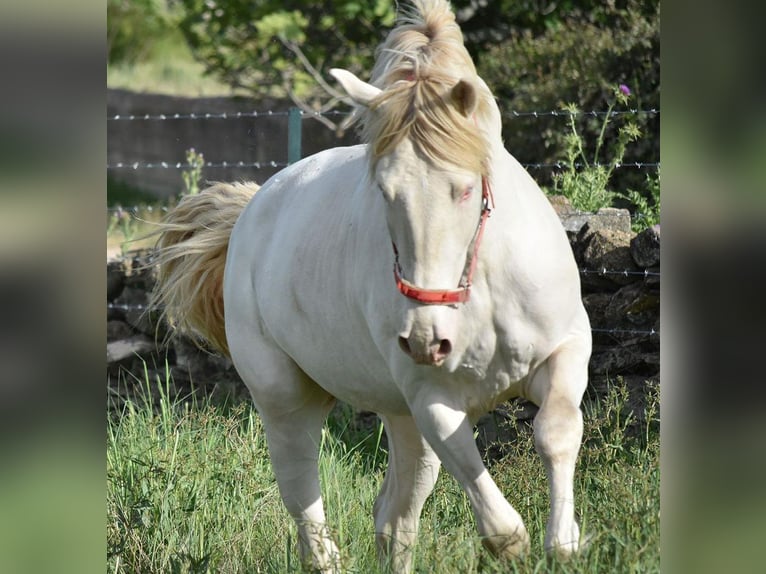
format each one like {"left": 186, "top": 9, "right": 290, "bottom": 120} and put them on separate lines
{"left": 459, "top": 186, "right": 474, "bottom": 204}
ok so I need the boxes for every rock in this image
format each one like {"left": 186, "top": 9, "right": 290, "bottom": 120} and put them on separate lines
{"left": 589, "top": 345, "right": 645, "bottom": 375}
{"left": 643, "top": 265, "right": 661, "bottom": 287}
{"left": 120, "top": 249, "right": 158, "bottom": 292}
{"left": 107, "top": 335, "right": 156, "bottom": 364}
{"left": 582, "top": 292, "right": 612, "bottom": 331}
{"left": 107, "top": 259, "right": 127, "bottom": 301}
{"left": 560, "top": 206, "right": 632, "bottom": 235}
{"left": 173, "top": 338, "right": 237, "bottom": 382}
{"left": 604, "top": 282, "right": 660, "bottom": 328}
{"left": 547, "top": 195, "right": 575, "bottom": 217}
{"left": 591, "top": 207, "right": 634, "bottom": 234}
{"left": 107, "top": 320, "right": 134, "bottom": 342}
{"left": 630, "top": 224, "right": 660, "bottom": 268}
{"left": 114, "top": 286, "right": 155, "bottom": 334}
{"left": 579, "top": 226, "right": 640, "bottom": 288}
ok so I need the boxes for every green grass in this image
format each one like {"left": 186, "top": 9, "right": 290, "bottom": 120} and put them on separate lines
{"left": 107, "top": 376, "right": 659, "bottom": 573}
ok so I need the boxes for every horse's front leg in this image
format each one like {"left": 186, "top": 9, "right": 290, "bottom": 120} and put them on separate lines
{"left": 407, "top": 386, "right": 530, "bottom": 560}
{"left": 527, "top": 336, "right": 590, "bottom": 559}
{"left": 374, "top": 414, "right": 441, "bottom": 573}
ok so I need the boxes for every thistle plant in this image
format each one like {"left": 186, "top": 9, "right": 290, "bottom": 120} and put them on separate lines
{"left": 181, "top": 148, "right": 205, "bottom": 196}
{"left": 552, "top": 84, "right": 642, "bottom": 213}
{"left": 108, "top": 206, "right": 136, "bottom": 256}
{"left": 620, "top": 168, "right": 660, "bottom": 232}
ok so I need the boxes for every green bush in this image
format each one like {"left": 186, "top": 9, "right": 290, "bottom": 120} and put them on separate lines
{"left": 107, "top": 0, "right": 177, "bottom": 65}
{"left": 477, "top": 0, "right": 659, "bottom": 194}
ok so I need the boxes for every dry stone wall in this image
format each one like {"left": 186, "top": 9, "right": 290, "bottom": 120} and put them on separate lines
{"left": 107, "top": 196, "right": 660, "bottom": 443}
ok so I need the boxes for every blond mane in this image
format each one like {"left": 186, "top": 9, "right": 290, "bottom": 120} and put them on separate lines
{"left": 360, "top": 0, "right": 494, "bottom": 175}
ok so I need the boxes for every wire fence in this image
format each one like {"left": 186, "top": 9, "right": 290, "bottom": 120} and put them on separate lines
{"left": 106, "top": 201, "right": 657, "bottom": 226}
{"left": 106, "top": 160, "right": 658, "bottom": 171}
{"left": 108, "top": 160, "right": 290, "bottom": 171}
{"left": 107, "top": 108, "right": 659, "bottom": 122}
{"left": 105, "top": 301, "right": 659, "bottom": 339}
{"left": 107, "top": 105, "right": 660, "bottom": 171}
{"left": 107, "top": 106, "right": 660, "bottom": 352}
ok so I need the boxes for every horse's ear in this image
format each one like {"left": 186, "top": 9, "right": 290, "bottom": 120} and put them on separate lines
{"left": 451, "top": 79, "right": 478, "bottom": 118}
{"left": 330, "top": 68, "right": 382, "bottom": 107}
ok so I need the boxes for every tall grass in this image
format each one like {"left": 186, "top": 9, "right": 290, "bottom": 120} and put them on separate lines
{"left": 107, "top": 375, "right": 659, "bottom": 573}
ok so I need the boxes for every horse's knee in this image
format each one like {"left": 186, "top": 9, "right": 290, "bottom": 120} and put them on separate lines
{"left": 534, "top": 401, "right": 583, "bottom": 460}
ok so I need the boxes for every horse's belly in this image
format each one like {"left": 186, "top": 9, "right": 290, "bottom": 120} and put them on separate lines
{"left": 258, "top": 295, "right": 410, "bottom": 414}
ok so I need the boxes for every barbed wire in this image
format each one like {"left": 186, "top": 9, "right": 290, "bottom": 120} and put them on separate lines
{"left": 108, "top": 205, "right": 170, "bottom": 214}
{"left": 107, "top": 160, "right": 289, "bottom": 170}
{"left": 109, "top": 110, "right": 287, "bottom": 121}
{"left": 106, "top": 159, "right": 658, "bottom": 171}
{"left": 524, "top": 161, "right": 659, "bottom": 170}
{"left": 505, "top": 109, "right": 659, "bottom": 118}
{"left": 106, "top": 205, "right": 657, "bottom": 225}
{"left": 580, "top": 268, "right": 659, "bottom": 278}
{"left": 107, "top": 108, "right": 660, "bottom": 122}
{"left": 105, "top": 302, "right": 657, "bottom": 338}
{"left": 590, "top": 327, "right": 659, "bottom": 337}
{"left": 103, "top": 248, "right": 659, "bottom": 279}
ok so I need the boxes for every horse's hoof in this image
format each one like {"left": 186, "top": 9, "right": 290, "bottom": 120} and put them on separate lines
{"left": 545, "top": 529, "right": 592, "bottom": 562}
{"left": 482, "top": 529, "right": 531, "bottom": 560}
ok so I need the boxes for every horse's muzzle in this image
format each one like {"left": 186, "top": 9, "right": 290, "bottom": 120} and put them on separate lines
{"left": 398, "top": 334, "right": 453, "bottom": 366}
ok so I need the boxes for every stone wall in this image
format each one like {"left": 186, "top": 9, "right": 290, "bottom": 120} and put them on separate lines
{"left": 107, "top": 197, "right": 659, "bottom": 441}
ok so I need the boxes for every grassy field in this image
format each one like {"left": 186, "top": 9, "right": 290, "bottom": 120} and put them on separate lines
{"left": 107, "top": 376, "right": 659, "bottom": 573}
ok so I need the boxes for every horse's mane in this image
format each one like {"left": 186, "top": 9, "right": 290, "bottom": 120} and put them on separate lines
{"left": 360, "top": 0, "right": 494, "bottom": 175}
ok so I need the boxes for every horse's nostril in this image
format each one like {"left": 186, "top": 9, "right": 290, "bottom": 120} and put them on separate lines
{"left": 438, "top": 339, "right": 452, "bottom": 357}
{"left": 398, "top": 336, "right": 412, "bottom": 356}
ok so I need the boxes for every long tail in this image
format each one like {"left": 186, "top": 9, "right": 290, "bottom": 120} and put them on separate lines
{"left": 150, "top": 181, "right": 258, "bottom": 357}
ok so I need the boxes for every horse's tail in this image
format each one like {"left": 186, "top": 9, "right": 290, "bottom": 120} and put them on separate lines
{"left": 150, "top": 181, "right": 258, "bottom": 357}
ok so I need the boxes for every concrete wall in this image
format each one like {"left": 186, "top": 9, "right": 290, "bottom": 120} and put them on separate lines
{"left": 107, "top": 89, "right": 360, "bottom": 199}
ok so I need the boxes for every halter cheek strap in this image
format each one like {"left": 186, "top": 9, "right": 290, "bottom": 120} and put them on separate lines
{"left": 392, "top": 175, "right": 495, "bottom": 305}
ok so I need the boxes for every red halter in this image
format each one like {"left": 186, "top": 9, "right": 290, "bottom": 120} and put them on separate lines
{"left": 392, "top": 175, "right": 495, "bottom": 305}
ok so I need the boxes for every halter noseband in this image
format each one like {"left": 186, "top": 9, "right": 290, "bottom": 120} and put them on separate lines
{"left": 392, "top": 175, "right": 494, "bottom": 305}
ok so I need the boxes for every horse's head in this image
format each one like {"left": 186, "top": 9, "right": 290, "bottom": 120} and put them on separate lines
{"left": 330, "top": 0, "right": 502, "bottom": 368}
{"left": 332, "top": 67, "right": 495, "bottom": 367}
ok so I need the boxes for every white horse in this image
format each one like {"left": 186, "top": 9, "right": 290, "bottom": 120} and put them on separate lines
{"left": 152, "top": 1, "right": 591, "bottom": 572}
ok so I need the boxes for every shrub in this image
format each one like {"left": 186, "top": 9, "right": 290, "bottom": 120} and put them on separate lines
{"left": 477, "top": 0, "right": 659, "bottom": 194}
{"left": 107, "top": 0, "right": 177, "bottom": 65}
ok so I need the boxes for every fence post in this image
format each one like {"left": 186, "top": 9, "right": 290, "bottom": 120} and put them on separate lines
{"left": 287, "top": 107, "right": 302, "bottom": 164}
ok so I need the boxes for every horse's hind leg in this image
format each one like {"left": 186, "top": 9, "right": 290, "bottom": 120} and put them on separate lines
{"left": 374, "top": 414, "right": 441, "bottom": 574}
{"left": 527, "top": 335, "right": 590, "bottom": 559}
{"left": 231, "top": 344, "right": 340, "bottom": 573}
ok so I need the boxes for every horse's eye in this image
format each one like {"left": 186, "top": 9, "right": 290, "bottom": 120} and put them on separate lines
{"left": 458, "top": 186, "right": 474, "bottom": 203}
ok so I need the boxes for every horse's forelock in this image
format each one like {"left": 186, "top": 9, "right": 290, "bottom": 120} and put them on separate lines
{"left": 360, "top": 0, "right": 493, "bottom": 176}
